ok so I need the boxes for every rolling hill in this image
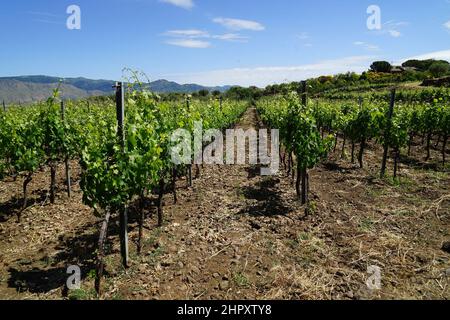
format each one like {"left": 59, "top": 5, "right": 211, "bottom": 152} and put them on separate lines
{"left": 0, "top": 76, "right": 231, "bottom": 103}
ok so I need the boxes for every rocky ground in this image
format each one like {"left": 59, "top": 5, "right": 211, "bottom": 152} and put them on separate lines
{"left": 0, "top": 108, "right": 449, "bottom": 300}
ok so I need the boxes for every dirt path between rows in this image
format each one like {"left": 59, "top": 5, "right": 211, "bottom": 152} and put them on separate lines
{"left": 0, "top": 107, "right": 449, "bottom": 300}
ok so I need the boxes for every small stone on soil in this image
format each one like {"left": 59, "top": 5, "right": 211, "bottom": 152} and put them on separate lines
{"left": 219, "top": 281, "right": 230, "bottom": 291}
{"left": 445, "top": 268, "right": 450, "bottom": 277}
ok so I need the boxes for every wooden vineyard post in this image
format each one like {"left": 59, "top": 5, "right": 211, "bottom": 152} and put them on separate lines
{"left": 301, "top": 81, "right": 309, "bottom": 209}
{"left": 380, "top": 89, "right": 396, "bottom": 178}
{"left": 186, "top": 96, "right": 193, "bottom": 187}
{"left": 61, "top": 101, "right": 71, "bottom": 198}
{"left": 115, "top": 82, "right": 129, "bottom": 268}
{"left": 95, "top": 209, "right": 112, "bottom": 295}
{"left": 2, "top": 100, "right": 5, "bottom": 112}
{"left": 301, "top": 80, "right": 307, "bottom": 107}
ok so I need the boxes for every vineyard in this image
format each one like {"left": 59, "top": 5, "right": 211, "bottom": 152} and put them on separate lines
{"left": 0, "top": 82, "right": 449, "bottom": 300}
{"left": 258, "top": 85, "right": 449, "bottom": 206}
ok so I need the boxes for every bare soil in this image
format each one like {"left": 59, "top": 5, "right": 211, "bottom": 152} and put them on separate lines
{"left": 0, "top": 108, "right": 449, "bottom": 300}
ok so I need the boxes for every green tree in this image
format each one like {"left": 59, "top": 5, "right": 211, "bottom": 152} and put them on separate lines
{"left": 402, "top": 59, "right": 449, "bottom": 72}
{"left": 370, "top": 61, "right": 392, "bottom": 73}
{"left": 198, "top": 89, "right": 210, "bottom": 97}
{"left": 429, "top": 62, "right": 450, "bottom": 78}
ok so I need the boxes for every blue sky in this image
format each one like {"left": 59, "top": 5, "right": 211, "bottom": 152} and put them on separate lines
{"left": 0, "top": 0, "right": 449, "bottom": 87}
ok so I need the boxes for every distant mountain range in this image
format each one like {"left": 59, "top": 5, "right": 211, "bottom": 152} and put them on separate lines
{"left": 0, "top": 76, "right": 232, "bottom": 103}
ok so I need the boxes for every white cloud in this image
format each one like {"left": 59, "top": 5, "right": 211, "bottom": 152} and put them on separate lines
{"left": 161, "top": 55, "right": 375, "bottom": 87}
{"left": 371, "top": 20, "right": 407, "bottom": 38}
{"left": 388, "top": 30, "right": 402, "bottom": 38}
{"left": 383, "top": 21, "right": 408, "bottom": 37}
{"left": 160, "top": 0, "right": 194, "bottom": 10}
{"left": 297, "top": 32, "right": 309, "bottom": 40}
{"left": 28, "top": 11, "right": 63, "bottom": 24}
{"left": 212, "top": 33, "right": 249, "bottom": 42}
{"left": 28, "top": 11, "right": 61, "bottom": 18}
{"left": 400, "top": 49, "right": 450, "bottom": 63}
{"left": 163, "top": 29, "right": 249, "bottom": 44}
{"left": 445, "top": 21, "right": 450, "bottom": 30}
{"left": 165, "top": 29, "right": 209, "bottom": 38}
{"left": 354, "top": 41, "right": 380, "bottom": 51}
{"left": 213, "top": 18, "right": 265, "bottom": 31}
{"left": 166, "top": 30, "right": 247, "bottom": 41}
{"left": 385, "top": 21, "right": 409, "bottom": 28}
{"left": 166, "top": 39, "right": 210, "bottom": 48}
